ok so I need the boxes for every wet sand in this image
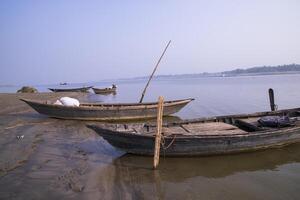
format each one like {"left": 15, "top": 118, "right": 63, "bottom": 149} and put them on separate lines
{"left": 1, "top": 93, "right": 300, "bottom": 200}
{"left": 0, "top": 93, "right": 118, "bottom": 199}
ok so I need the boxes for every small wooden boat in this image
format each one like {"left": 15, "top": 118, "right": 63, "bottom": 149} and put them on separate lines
{"left": 48, "top": 86, "right": 92, "bottom": 93}
{"left": 20, "top": 98, "right": 194, "bottom": 121}
{"left": 87, "top": 107, "right": 300, "bottom": 156}
{"left": 92, "top": 85, "right": 117, "bottom": 94}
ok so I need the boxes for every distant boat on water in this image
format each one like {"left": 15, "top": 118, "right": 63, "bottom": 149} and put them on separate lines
{"left": 48, "top": 86, "right": 92, "bottom": 93}
{"left": 92, "top": 84, "right": 117, "bottom": 94}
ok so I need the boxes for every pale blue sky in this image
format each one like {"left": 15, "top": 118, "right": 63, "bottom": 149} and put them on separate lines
{"left": 1, "top": 0, "right": 300, "bottom": 85}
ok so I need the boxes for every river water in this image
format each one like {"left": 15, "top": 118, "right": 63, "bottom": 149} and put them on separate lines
{"left": 90, "top": 74, "right": 300, "bottom": 119}
{"left": 89, "top": 74, "right": 300, "bottom": 199}
{"left": 1, "top": 74, "right": 300, "bottom": 199}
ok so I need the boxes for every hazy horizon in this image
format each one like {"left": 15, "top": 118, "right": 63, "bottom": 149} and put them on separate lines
{"left": 1, "top": 1, "right": 300, "bottom": 85}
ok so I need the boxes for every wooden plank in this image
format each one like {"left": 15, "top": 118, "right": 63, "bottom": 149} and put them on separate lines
{"left": 153, "top": 96, "right": 164, "bottom": 169}
{"left": 192, "top": 129, "right": 247, "bottom": 135}
{"left": 181, "top": 122, "right": 247, "bottom": 135}
{"left": 182, "top": 122, "right": 238, "bottom": 132}
{"left": 161, "top": 122, "right": 247, "bottom": 136}
{"left": 162, "top": 126, "right": 186, "bottom": 136}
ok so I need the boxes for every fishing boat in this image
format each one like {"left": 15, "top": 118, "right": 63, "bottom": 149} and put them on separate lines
{"left": 92, "top": 85, "right": 117, "bottom": 94}
{"left": 20, "top": 98, "right": 194, "bottom": 121}
{"left": 48, "top": 86, "right": 93, "bottom": 92}
{"left": 87, "top": 107, "right": 300, "bottom": 156}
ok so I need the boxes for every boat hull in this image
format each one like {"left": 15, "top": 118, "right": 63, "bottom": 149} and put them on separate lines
{"left": 92, "top": 87, "right": 116, "bottom": 94}
{"left": 88, "top": 125, "right": 300, "bottom": 156}
{"left": 48, "top": 86, "right": 92, "bottom": 92}
{"left": 20, "top": 98, "right": 193, "bottom": 121}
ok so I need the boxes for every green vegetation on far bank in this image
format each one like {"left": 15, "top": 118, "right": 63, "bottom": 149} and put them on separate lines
{"left": 151, "top": 64, "right": 300, "bottom": 79}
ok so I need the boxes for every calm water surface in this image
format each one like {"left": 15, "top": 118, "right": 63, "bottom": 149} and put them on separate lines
{"left": 2, "top": 74, "right": 300, "bottom": 199}
{"left": 88, "top": 74, "right": 300, "bottom": 119}
{"left": 88, "top": 75, "right": 300, "bottom": 199}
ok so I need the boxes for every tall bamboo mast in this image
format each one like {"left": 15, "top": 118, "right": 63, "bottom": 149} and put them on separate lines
{"left": 139, "top": 40, "right": 171, "bottom": 103}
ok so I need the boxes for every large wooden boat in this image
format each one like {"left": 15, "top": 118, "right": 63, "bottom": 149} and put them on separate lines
{"left": 87, "top": 107, "right": 300, "bottom": 156}
{"left": 92, "top": 85, "right": 117, "bottom": 94}
{"left": 48, "top": 86, "right": 93, "bottom": 92}
{"left": 20, "top": 98, "right": 194, "bottom": 121}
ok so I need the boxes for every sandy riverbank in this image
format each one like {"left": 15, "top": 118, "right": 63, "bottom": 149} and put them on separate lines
{"left": 0, "top": 92, "right": 187, "bottom": 200}
{"left": 0, "top": 93, "right": 125, "bottom": 199}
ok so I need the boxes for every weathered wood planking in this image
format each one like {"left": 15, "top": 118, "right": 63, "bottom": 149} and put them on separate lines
{"left": 87, "top": 106, "right": 300, "bottom": 156}
{"left": 20, "top": 98, "right": 193, "bottom": 121}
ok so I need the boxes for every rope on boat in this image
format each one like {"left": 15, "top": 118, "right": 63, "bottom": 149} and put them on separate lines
{"left": 161, "top": 134, "right": 177, "bottom": 150}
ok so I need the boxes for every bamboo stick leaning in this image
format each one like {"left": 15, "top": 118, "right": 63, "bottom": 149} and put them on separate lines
{"left": 153, "top": 96, "right": 164, "bottom": 169}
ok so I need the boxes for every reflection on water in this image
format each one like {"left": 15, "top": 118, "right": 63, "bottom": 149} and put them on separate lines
{"left": 91, "top": 143, "right": 300, "bottom": 199}
{"left": 113, "top": 143, "right": 300, "bottom": 179}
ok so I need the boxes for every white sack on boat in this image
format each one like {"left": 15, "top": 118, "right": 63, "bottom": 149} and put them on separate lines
{"left": 54, "top": 100, "right": 63, "bottom": 105}
{"left": 59, "top": 97, "right": 80, "bottom": 107}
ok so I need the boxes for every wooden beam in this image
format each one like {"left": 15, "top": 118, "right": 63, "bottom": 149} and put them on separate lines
{"left": 153, "top": 96, "right": 164, "bottom": 169}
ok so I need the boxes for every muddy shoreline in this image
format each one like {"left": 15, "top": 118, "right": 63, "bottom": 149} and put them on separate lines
{"left": 0, "top": 93, "right": 123, "bottom": 199}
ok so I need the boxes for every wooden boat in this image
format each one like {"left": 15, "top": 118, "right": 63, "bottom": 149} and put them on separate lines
{"left": 92, "top": 85, "right": 117, "bottom": 94}
{"left": 48, "top": 86, "right": 92, "bottom": 92}
{"left": 87, "top": 107, "right": 300, "bottom": 156}
{"left": 20, "top": 98, "right": 194, "bottom": 121}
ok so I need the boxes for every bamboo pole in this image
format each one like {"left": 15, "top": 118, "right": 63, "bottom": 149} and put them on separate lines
{"left": 153, "top": 96, "right": 164, "bottom": 169}
{"left": 139, "top": 40, "right": 171, "bottom": 103}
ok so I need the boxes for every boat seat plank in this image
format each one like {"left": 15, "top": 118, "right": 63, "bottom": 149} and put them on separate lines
{"left": 190, "top": 129, "right": 247, "bottom": 135}
{"left": 182, "top": 122, "right": 239, "bottom": 132}
{"left": 162, "top": 122, "right": 247, "bottom": 136}
{"left": 162, "top": 126, "right": 187, "bottom": 136}
{"left": 183, "top": 122, "right": 247, "bottom": 135}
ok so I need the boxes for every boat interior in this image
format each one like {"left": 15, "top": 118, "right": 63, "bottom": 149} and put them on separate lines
{"left": 39, "top": 98, "right": 194, "bottom": 107}
{"left": 80, "top": 98, "right": 194, "bottom": 107}
{"left": 102, "top": 109, "right": 300, "bottom": 136}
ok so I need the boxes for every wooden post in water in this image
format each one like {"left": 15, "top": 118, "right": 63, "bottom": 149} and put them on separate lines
{"left": 269, "top": 88, "right": 276, "bottom": 111}
{"left": 153, "top": 96, "right": 164, "bottom": 169}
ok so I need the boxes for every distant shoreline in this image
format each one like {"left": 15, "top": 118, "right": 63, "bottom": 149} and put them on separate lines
{"left": 1, "top": 64, "right": 300, "bottom": 86}
{"left": 125, "top": 70, "right": 300, "bottom": 82}
{"left": 128, "top": 64, "right": 300, "bottom": 81}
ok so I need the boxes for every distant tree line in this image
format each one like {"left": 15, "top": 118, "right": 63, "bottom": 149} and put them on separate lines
{"left": 222, "top": 64, "right": 300, "bottom": 75}
{"left": 139, "top": 63, "right": 300, "bottom": 80}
